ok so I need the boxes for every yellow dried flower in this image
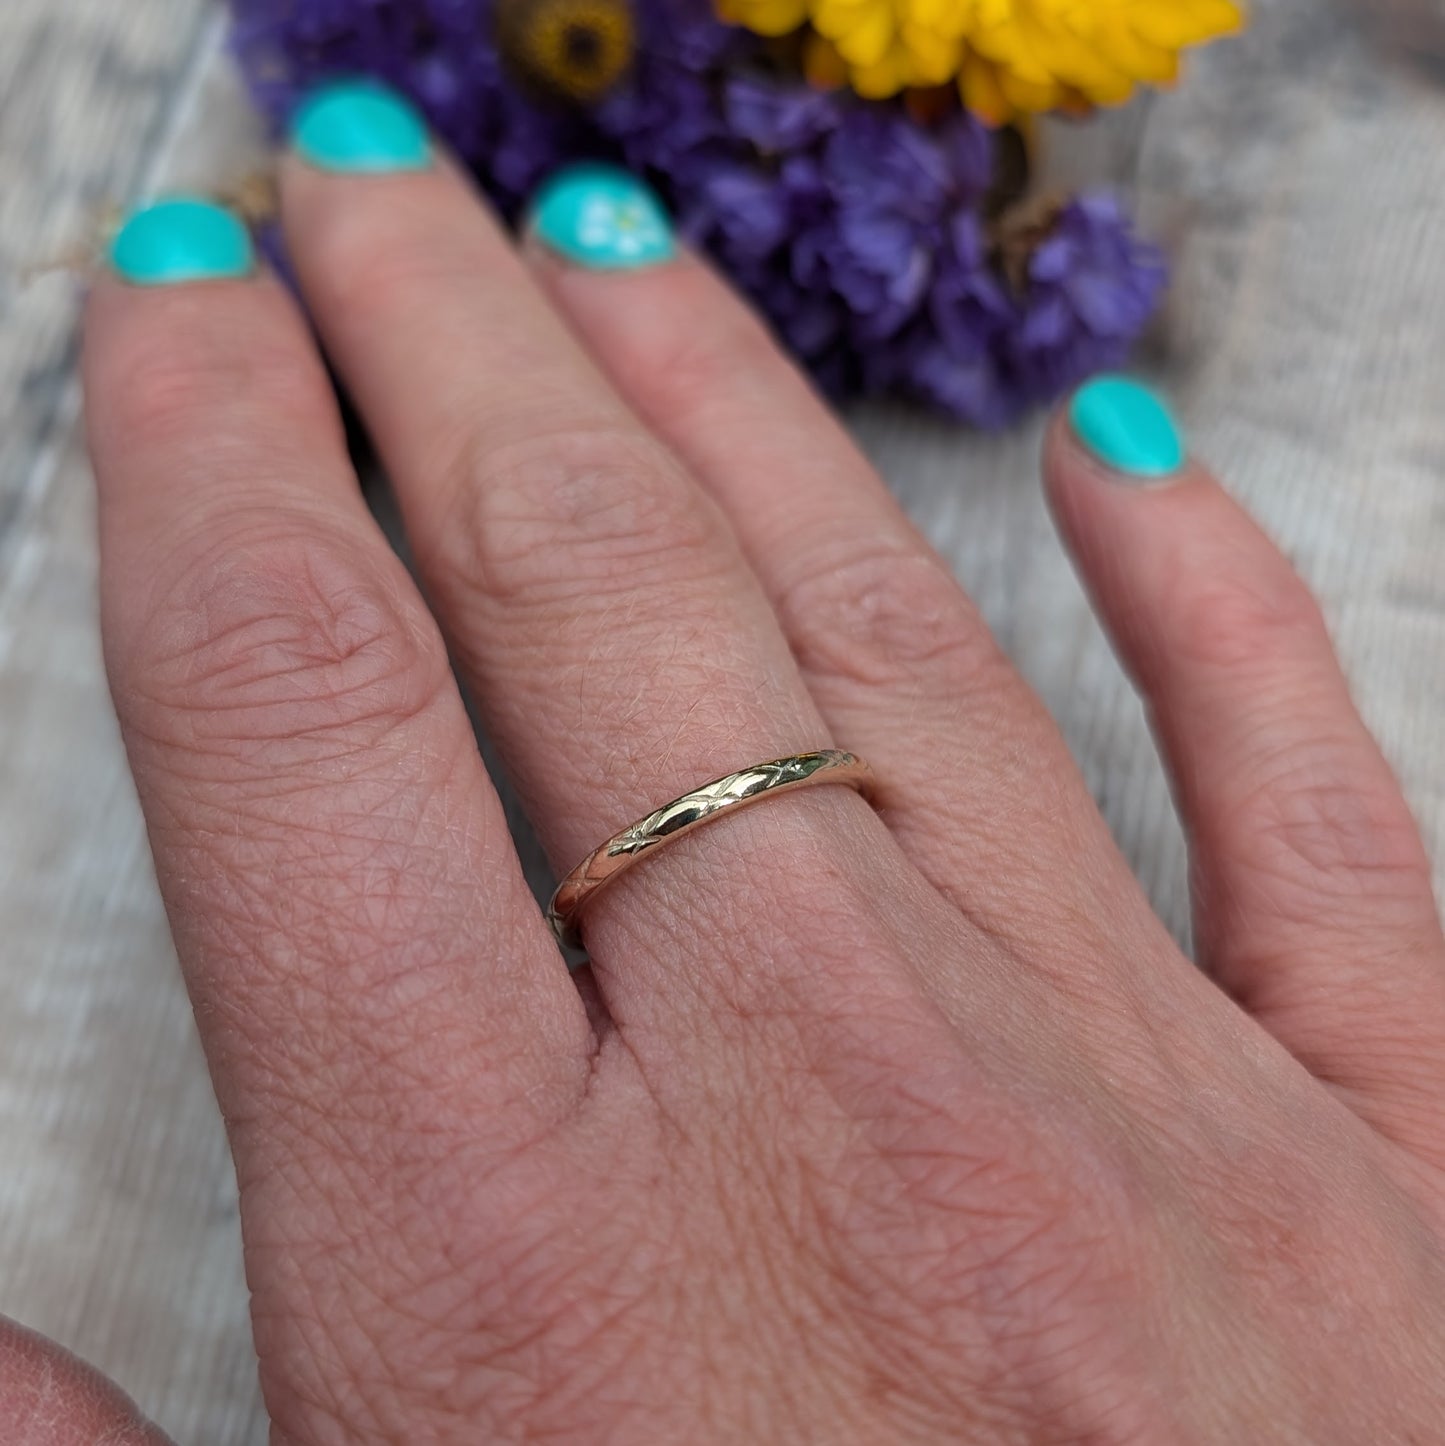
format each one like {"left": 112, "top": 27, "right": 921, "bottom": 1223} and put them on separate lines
{"left": 719, "top": 0, "right": 811, "bottom": 34}
{"left": 718, "top": 0, "right": 1245, "bottom": 120}
{"left": 497, "top": 0, "right": 637, "bottom": 102}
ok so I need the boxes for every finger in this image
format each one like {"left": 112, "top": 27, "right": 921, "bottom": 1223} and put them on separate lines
{"left": 278, "top": 91, "right": 895, "bottom": 1013}
{"left": 1045, "top": 378, "right": 1445, "bottom": 1163}
{"left": 0, "top": 1317, "right": 172, "bottom": 1445}
{"left": 87, "top": 200, "right": 590, "bottom": 1431}
{"left": 524, "top": 239, "right": 1174, "bottom": 988}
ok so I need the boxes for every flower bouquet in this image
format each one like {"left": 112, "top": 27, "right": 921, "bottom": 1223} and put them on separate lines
{"left": 228, "top": 0, "right": 1242, "bottom": 426}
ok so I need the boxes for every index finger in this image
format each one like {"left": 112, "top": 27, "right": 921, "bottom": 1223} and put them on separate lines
{"left": 85, "top": 196, "right": 592, "bottom": 1426}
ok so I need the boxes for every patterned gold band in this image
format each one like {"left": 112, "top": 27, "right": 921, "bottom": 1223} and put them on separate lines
{"left": 547, "top": 750, "right": 876, "bottom": 950}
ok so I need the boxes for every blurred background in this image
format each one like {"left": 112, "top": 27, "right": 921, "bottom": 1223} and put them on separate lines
{"left": 1, "top": 0, "right": 1443, "bottom": 1440}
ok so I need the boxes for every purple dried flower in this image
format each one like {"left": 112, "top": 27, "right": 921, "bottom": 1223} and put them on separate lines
{"left": 1005, "top": 193, "right": 1168, "bottom": 401}
{"left": 724, "top": 75, "right": 837, "bottom": 153}
{"left": 799, "top": 108, "right": 998, "bottom": 345}
{"left": 873, "top": 210, "right": 1019, "bottom": 429}
{"left": 225, "top": 0, "right": 1167, "bottom": 427}
{"left": 593, "top": 58, "right": 723, "bottom": 176}
{"left": 930, "top": 210, "right": 1012, "bottom": 357}
{"left": 691, "top": 166, "right": 793, "bottom": 256}
{"left": 904, "top": 342, "right": 1021, "bottom": 430}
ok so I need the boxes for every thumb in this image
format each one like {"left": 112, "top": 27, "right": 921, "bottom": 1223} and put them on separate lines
{"left": 0, "top": 1317, "right": 174, "bottom": 1445}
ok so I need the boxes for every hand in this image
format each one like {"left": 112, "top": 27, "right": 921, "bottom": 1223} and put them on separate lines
{"left": 13, "top": 96, "right": 1445, "bottom": 1443}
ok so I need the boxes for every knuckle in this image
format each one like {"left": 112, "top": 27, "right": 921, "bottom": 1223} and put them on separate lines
{"left": 1163, "top": 566, "right": 1435, "bottom": 910}
{"left": 789, "top": 1051, "right": 1159, "bottom": 1425}
{"left": 1168, "top": 566, "right": 1326, "bottom": 674}
{"left": 1184, "top": 1119, "right": 1403, "bottom": 1307}
{"left": 430, "top": 423, "right": 728, "bottom": 607}
{"left": 777, "top": 542, "right": 1000, "bottom": 689}
{"left": 119, "top": 523, "right": 449, "bottom": 753}
{"left": 877, "top": 1097, "right": 1142, "bottom": 1306}
{"left": 1229, "top": 751, "right": 1434, "bottom": 909}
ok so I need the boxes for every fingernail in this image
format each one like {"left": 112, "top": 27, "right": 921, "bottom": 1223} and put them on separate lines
{"left": 526, "top": 163, "right": 676, "bottom": 271}
{"left": 290, "top": 79, "right": 432, "bottom": 174}
{"left": 108, "top": 197, "right": 256, "bottom": 286}
{"left": 1069, "top": 376, "right": 1186, "bottom": 482}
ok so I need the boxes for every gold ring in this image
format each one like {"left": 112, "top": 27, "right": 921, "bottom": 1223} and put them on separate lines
{"left": 547, "top": 750, "right": 875, "bottom": 950}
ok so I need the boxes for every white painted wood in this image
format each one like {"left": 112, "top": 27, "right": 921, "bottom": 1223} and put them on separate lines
{"left": 0, "top": 6, "right": 268, "bottom": 1441}
{"left": 0, "top": 0, "right": 1439, "bottom": 1439}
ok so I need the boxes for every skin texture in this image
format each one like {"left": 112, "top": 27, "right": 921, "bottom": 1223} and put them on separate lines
{"left": 10, "top": 141, "right": 1444, "bottom": 1443}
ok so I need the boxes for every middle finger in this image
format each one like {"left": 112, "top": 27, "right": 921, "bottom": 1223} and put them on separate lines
{"left": 278, "top": 85, "right": 909, "bottom": 1012}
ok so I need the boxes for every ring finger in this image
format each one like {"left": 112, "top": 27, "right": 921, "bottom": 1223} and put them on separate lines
{"left": 523, "top": 210, "right": 1186, "bottom": 1009}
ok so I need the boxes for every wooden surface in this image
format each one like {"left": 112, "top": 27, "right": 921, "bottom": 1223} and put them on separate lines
{"left": 0, "top": 0, "right": 1441, "bottom": 1439}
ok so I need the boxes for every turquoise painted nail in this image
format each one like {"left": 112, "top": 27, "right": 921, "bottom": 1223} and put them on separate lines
{"left": 291, "top": 79, "right": 432, "bottom": 173}
{"left": 108, "top": 197, "right": 254, "bottom": 287}
{"left": 528, "top": 164, "right": 675, "bottom": 271}
{"left": 1070, "top": 376, "right": 1186, "bottom": 481}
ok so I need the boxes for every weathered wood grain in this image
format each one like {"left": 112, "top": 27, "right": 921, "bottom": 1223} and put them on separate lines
{"left": 0, "top": 0, "right": 1440, "bottom": 1440}
{"left": 0, "top": 6, "right": 268, "bottom": 1442}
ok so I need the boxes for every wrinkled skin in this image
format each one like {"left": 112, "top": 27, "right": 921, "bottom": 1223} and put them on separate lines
{"left": 10, "top": 142, "right": 1444, "bottom": 1445}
